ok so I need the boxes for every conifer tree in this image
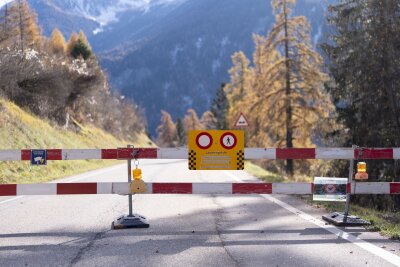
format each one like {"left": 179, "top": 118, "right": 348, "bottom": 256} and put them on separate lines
{"left": 322, "top": 0, "right": 400, "bottom": 148}
{"left": 0, "top": 4, "right": 9, "bottom": 45}
{"left": 7, "top": 0, "right": 41, "bottom": 52}
{"left": 71, "top": 38, "right": 92, "bottom": 59}
{"left": 175, "top": 118, "right": 186, "bottom": 146}
{"left": 78, "top": 30, "right": 91, "bottom": 49}
{"left": 225, "top": 52, "right": 253, "bottom": 132}
{"left": 183, "top": 109, "right": 203, "bottom": 132}
{"left": 66, "top": 32, "right": 79, "bottom": 55}
{"left": 69, "top": 31, "right": 92, "bottom": 59}
{"left": 254, "top": 0, "right": 332, "bottom": 175}
{"left": 210, "top": 83, "right": 229, "bottom": 130}
{"left": 227, "top": 51, "right": 251, "bottom": 101}
{"left": 1, "top": 1, "right": 40, "bottom": 50}
{"left": 156, "top": 110, "right": 177, "bottom": 147}
{"left": 50, "top": 28, "right": 66, "bottom": 55}
{"left": 200, "top": 111, "right": 216, "bottom": 130}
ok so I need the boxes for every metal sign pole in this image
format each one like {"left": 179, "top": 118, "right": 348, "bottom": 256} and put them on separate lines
{"left": 343, "top": 157, "right": 354, "bottom": 223}
{"left": 127, "top": 144, "right": 133, "bottom": 217}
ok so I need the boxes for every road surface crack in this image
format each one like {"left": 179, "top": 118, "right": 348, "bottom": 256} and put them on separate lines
{"left": 69, "top": 230, "right": 108, "bottom": 266}
{"left": 211, "top": 196, "right": 240, "bottom": 267}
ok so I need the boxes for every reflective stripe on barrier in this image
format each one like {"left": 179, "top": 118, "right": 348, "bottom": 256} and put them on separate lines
{"left": 0, "top": 182, "right": 399, "bottom": 196}
{"left": 2, "top": 147, "right": 400, "bottom": 161}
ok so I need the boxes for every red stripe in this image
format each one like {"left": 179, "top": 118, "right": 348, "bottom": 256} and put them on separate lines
{"left": 311, "top": 183, "right": 314, "bottom": 193}
{"left": 152, "top": 183, "right": 192, "bottom": 194}
{"left": 347, "top": 183, "right": 351, "bottom": 194}
{"left": 101, "top": 149, "right": 118, "bottom": 159}
{"left": 57, "top": 183, "right": 97, "bottom": 194}
{"left": 117, "top": 148, "right": 134, "bottom": 159}
{"left": 390, "top": 183, "right": 400, "bottom": 194}
{"left": 21, "top": 150, "right": 30, "bottom": 160}
{"left": 276, "top": 148, "right": 315, "bottom": 159}
{"left": 134, "top": 148, "right": 158, "bottom": 159}
{"left": 47, "top": 149, "right": 62, "bottom": 160}
{"left": 354, "top": 148, "right": 393, "bottom": 159}
{"left": 233, "top": 183, "right": 272, "bottom": 194}
{"left": 0, "top": 184, "right": 17, "bottom": 196}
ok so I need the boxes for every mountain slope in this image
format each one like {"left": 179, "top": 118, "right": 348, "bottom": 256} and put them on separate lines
{"left": 26, "top": 0, "right": 332, "bottom": 134}
{"left": 0, "top": 98, "right": 153, "bottom": 184}
{"left": 99, "top": 0, "right": 330, "bottom": 133}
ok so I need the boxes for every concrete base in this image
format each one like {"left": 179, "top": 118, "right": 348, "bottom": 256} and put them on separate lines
{"left": 322, "top": 212, "right": 370, "bottom": 226}
{"left": 111, "top": 214, "right": 150, "bottom": 229}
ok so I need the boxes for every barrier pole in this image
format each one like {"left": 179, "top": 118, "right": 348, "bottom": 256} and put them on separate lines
{"left": 343, "top": 157, "right": 354, "bottom": 223}
{"left": 127, "top": 144, "right": 133, "bottom": 217}
{"left": 110, "top": 144, "right": 149, "bottom": 229}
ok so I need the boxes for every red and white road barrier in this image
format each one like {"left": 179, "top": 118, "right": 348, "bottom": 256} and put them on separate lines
{"left": 0, "top": 182, "right": 399, "bottom": 196}
{"left": 0, "top": 147, "right": 400, "bottom": 161}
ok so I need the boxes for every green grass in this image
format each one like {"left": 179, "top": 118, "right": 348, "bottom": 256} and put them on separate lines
{"left": 306, "top": 198, "right": 400, "bottom": 240}
{"left": 0, "top": 99, "right": 154, "bottom": 184}
{"left": 245, "top": 160, "right": 400, "bottom": 240}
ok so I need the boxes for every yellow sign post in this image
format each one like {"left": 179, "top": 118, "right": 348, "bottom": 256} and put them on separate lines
{"left": 188, "top": 130, "right": 244, "bottom": 170}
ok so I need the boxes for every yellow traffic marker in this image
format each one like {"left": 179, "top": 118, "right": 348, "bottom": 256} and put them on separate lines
{"left": 133, "top": 168, "right": 142, "bottom": 180}
{"left": 355, "top": 162, "right": 368, "bottom": 180}
{"left": 130, "top": 168, "right": 146, "bottom": 193}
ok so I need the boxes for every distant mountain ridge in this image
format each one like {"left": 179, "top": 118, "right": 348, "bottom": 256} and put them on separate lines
{"left": 24, "top": 0, "right": 333, "bottom": 135}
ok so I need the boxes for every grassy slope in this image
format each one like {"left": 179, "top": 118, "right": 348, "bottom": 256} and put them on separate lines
{"left": 245, "top": 160, "right": 400, "bottom": 240}
{"left": 0, "top": 99, "right": 153, "bottom": 184}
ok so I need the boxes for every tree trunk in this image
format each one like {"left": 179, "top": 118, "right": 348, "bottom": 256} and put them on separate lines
{"left": 18, "top": 0, "right": 24, "bottom": 53}
{"left": 283, "top": 0, "right": 293, "bottom": 175}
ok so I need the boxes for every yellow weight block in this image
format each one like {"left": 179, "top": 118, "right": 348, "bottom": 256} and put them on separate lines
{"left": 130, "top": 179, "right": 146, "bottom": 193}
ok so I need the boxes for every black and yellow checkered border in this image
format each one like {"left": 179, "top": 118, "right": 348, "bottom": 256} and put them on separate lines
{"left": 236, "top": 150, "right": 244, "bottom": 170}
{"left": 188, "top": 150, "right": 197, "bottom": 170}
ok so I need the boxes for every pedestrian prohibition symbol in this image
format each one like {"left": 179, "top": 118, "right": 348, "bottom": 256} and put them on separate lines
{"left": 188, "top": 130, "right": 244, "bottom": 170}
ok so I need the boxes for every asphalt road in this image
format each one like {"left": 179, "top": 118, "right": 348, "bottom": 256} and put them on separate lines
{"left": 1, "top": 159, "right": 400, "bottom": 267}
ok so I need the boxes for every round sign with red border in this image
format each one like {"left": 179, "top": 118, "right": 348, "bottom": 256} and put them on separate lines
{"left": 323, "top": 184, "right": 337, "bottom": 194}
{"left": 220, "top": 132, "right": 237, "bottom": 149}
{"left": 196, "top": 132, "right": 213, "bottom": 149}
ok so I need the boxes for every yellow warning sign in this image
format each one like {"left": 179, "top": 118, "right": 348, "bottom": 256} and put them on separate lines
{"left": 188, "top": 130, "right": 244, "bottom": 170}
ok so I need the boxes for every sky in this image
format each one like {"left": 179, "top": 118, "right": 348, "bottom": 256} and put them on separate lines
{"left": 0, "top": 0, "right": 13, "bottom": 8}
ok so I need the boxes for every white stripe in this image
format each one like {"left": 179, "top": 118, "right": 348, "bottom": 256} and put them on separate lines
{"left": 112, "top": 182, "right": 130, "bottom": 195}
{"left": 62, "top": 149, "right": 102, "bottom": 160}
{"left": 0, "top": 196, "right": 23, "bottom": 205}
{"left": 193, "top": 183, "right": 232, "bottom": 194}
{"left": 158, "top": 148, "right": 187, "bottom": 159}
{"left": 0, "top": 150, "right": 21, "bottom": 161}
{"left": 272, "top": 183, "right": 311, "bottom": 194}
{"left": 353, "top": 182, "right": 390, "bottom": 194}
{"left": 97, "top": 182, "right": 113, "bottom": 194}
{"left": 146, "top": 182, "right": 153, "bottom": 194}
{"left": 245, "top": 148, "right": 276, "bottom": 159}
{"left": 316, "top": 148, "right": 354, "bottom": 159}
{"left": 17, "top": 184, "right": 56, "bottom": 195}
{"left": 393, "top": 148, "right": 400, "bottom": 159}
{"left": 261, "top": 194, "right": 400, "bottom": 266}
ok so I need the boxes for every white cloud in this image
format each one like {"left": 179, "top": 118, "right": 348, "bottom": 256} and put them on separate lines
{"left": 0, "top": 0, "right": 14, "bottom": 8}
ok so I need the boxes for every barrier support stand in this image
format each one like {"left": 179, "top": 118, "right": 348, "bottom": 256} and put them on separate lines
{"left": 322, "top": 146, "right": 370, "bottom": 226}
{"left": 111, "top": 144, "right": 149, "bottom": 229}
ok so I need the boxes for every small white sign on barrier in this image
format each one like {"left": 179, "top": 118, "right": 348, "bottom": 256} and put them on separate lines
{"left": 313, "top": 177, "right": 347, "bottom": 202}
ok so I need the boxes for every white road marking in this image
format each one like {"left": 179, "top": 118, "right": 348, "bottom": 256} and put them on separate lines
{"left": 261, "top": 194, "right": 400, "bottom": 266}
{"left": 57, "top": 164, "right": 124, "bottom": 183}
{"left": 0, "top": 196, "right": 23, "bottom": 205}
{"left": 227, "top": 171, "right": 400, "bottom": 266}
